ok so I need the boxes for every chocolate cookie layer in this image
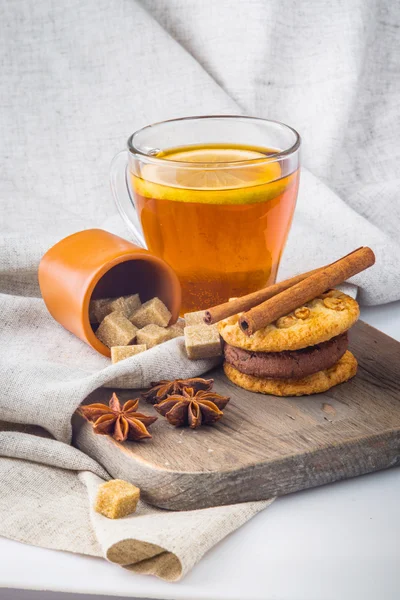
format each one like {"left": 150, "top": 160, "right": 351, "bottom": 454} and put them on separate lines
{"left": 224, "top": 333, "right": 348, "bottom": 379}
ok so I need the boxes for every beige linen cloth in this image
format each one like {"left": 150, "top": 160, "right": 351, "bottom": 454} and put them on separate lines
{"left": 0, "top": 427, "right": 272, "bottom": 582}
{"left": 0, "top": 296, "right": 272, "bottom": 581}
{"left": 1, "top": 0, "right": 400, "bottom": 584}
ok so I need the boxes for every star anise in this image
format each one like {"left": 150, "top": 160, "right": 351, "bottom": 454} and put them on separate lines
{"left": 142, "top": 377, "right": 214, "bottom": 404}
{"left": 154, "top": 387, "right": 230, "bottom": 429}
{"left": 78, "top": 393, "right": 157, "bottom": 442}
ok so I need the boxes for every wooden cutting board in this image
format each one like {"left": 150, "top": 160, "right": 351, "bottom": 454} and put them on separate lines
{"left": 73, "top": 321, "right": 400, "bottom": 510}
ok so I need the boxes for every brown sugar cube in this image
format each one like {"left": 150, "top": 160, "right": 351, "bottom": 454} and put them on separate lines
{"left": 184, "top": 310, "right": 206, "bottom": 326}
{"left": 123, "top": 294, "right": 141, "bottom": 316}
{"left": 107, "top": 297, "right": 130, "bottom": 317}
{"left": 89, "top": 298, "right": 110, "bottom": 323}
{"left": 165, "top": 321, "right": 185, "bottom": 340}
{"left": 111, "top": 345, "right": 147, "bottom": 364}
{"left": 90, "top": 296, "right": 125, "bottom": 323}
{"left": 96, "top": 312, "right": 138, "bottom": 348}
{"left": 136, "top": 324, "right": 171, "bottom": 348}
{"left": 89, "top": 301, "right": 99, "bottom": 323}
{"left": 184, "top": 324, "right": 222, "bottom": 360}
{"left": 95, "top": 479, "right": 140, "bottom": 519}
{"left": 90, "top": 294, "right": 141, "bottom": 323}
{"left": 130, "top": 297, "right": 172, "bottom": 328}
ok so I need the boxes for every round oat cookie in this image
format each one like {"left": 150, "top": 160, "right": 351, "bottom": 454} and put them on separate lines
{"left": 218, "top": 290, "right": 359, "bottom": 352}
{"left": 223, "top": 350, "right": 358, "bottom": 397}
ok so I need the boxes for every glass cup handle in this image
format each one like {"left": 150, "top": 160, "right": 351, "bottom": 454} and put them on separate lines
{"left": 110, "top": 150, "right": 147, "bottom": 248}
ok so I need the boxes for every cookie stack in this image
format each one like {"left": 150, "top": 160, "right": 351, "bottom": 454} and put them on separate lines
{"left": 218, "top": 290, "right": 359, "bottom": 396}
{"left": 204, "top": 247, "right": 375, "bottom": 397}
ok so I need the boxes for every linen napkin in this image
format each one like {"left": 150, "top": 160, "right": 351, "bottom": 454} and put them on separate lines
{"left": 0, "top": 426, "right": 271, "bottom": 581}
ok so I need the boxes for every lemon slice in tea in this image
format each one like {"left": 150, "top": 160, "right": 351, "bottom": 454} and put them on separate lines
{"left": 132, "top": 145, "right": 295, "bottom": 205}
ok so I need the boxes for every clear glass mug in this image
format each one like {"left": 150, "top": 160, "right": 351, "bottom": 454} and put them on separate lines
{"left": 110, "top": 115, "right": 301, "bottom": 314}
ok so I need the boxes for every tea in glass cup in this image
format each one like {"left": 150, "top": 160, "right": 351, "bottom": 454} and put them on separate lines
{"left": 111, "top": 117, "right": 300, "bottom": 314}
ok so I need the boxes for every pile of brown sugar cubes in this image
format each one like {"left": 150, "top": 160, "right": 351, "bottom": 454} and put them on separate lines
{"left": 90, "top": 294, "right": 222, "bottom": 363}
{"left": 90, "top": 294, "right": 183, "bottom": 363}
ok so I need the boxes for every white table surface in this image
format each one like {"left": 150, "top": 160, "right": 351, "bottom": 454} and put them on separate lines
{"left": 1, "top": 302, "right": 400, "bottom": 600}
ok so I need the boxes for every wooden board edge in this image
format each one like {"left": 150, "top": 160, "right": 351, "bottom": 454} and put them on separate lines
{"left": 74, "top": 418, "right": 400, "bottom": 510}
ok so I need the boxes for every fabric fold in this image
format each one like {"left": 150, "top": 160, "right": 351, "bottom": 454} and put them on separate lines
{"left": 81, "top": 472, "right": 273, "bottom": 581}
{"left": 0, "top": 430, "right": 110, "bottom": 479}
{"left": 0, "top": 292, "right": 221, "bottom": 443}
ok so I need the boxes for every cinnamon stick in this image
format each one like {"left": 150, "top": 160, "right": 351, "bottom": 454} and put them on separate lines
{"left": 239, "top": 247, "right": 375, "bottom": 336}
{"left": 204, "top": 247, "right": 363, "bottom": 325}
{"left": 204, "top": 268, "right": 322, "bottom": 325}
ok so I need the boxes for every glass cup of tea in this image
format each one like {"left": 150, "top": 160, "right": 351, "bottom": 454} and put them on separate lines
{"left": 110, "top": 115, "right": 301, "bottom": 314}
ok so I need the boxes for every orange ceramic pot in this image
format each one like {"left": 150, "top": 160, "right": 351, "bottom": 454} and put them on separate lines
{"left": 38, "top": 229, "right": 182, "bottom": 357}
